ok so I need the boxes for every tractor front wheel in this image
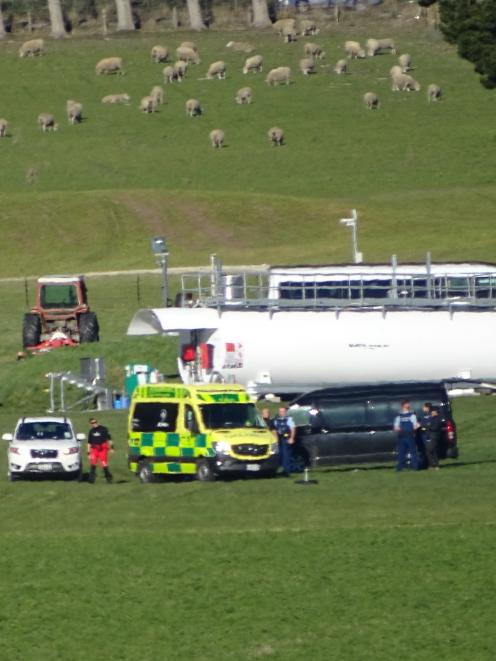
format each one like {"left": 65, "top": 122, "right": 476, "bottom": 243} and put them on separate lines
{"left": 79, "top": 312, "right": 99, "bottom": 343}
{"left": 22, "top": 313, "right": 41, "bottom": 348}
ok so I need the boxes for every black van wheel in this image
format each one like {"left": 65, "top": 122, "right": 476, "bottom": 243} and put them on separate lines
{"left": 196, "top": 459, "right": 215, "bottom": 482}
{"left": 290, "top": 448, "right": 309, "bottom": 474}
{"left": 138, "top": 461, "right": 154, "bottom": 484}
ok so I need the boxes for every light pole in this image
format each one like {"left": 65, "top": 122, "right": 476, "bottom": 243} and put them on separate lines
{"left": 339, "top": 209, "right": 363, "bottom": 264}
{"left": 151, "top": 236, "right": 169, "bottom": 306}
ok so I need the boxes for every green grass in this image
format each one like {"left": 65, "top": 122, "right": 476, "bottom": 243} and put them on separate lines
{"left": 1, "top": 396, "right": 496, "bottom": 660}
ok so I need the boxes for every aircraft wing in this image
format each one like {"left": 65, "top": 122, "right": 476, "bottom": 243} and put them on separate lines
{"left": 127, "top": 307, "right": 220, "bottom": 336}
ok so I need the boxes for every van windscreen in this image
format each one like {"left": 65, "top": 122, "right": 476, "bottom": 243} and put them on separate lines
{"left": 131, "top": 403, "right": 179, "bottom": 432}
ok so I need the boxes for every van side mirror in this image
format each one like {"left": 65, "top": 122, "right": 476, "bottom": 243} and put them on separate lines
{"left": 2, "top": 433, "right": 13, "bottom": 442}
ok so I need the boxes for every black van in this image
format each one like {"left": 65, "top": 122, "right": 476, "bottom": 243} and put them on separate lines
{"left": 288, "top": 381, "right": 458, "bottom": 468}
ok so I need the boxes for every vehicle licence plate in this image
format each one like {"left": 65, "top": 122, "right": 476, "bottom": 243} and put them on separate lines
{"left": 38, "top": 464, "right": 52, "bottom": 471}
{"left": 246, "top": 464, "right": 260, "bottom": 472}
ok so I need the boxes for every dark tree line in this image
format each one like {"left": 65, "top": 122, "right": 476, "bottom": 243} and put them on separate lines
{"left": 418, "top": 0, "right": 496, "bottom": 88}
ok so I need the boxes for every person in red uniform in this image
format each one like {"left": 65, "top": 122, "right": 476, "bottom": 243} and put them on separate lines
{"left": 87, "top": 418, "right": 114, "bottom": 484}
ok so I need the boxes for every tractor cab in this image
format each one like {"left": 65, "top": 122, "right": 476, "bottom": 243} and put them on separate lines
{"left": 23, "top": 275, "right": 99, "bottom": 349}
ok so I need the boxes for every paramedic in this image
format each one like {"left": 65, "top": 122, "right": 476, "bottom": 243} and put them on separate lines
{"left": 393, "top": 400, "right": 420, "bottom": 471}
{"left": 87, "top": 417, "right": 114, "bottom": 484}
{"left": 272, "top": 406, "right": 296, "bottom": 476}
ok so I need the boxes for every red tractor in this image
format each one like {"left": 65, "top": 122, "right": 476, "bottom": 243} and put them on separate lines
{"left": 23, "top": 276, "right": 100, "bottom": 349}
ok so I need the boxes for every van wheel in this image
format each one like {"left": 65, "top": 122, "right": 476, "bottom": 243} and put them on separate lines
{"left": 138, "top": 461, "right": 154, "bottom": 483}
{"left": 196, "top": 459, "right": 215, "bottom": 482}
{"left": 8, "top": 472, "right": 19, "bottom": 482}
{"left": 290, "top": 448, "right": 309, "bottom": 474}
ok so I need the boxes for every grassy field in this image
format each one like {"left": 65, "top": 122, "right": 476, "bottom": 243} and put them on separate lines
{"left": 1, "top": 16, "right": 496, "bottom": 660}
{"left": 1, "top": 396, "right": 496, "bottom": 660}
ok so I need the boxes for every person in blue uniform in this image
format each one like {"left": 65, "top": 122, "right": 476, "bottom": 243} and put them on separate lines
{"left": 393, "top": 400, "right": 420, "bottom": 471}
{"left": 418, "top": 402, "right": 433, "bottom": 468}
{"left": 272, "top": 406, "right": 296, "bottom": 476}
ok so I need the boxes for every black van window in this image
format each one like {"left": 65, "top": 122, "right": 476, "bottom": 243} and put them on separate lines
{"left": 318, "top": 401, "right": 367, "bottom": 428}
{"left": 366, "top": 400, "right": 395, "bottom": 426}
{"left": 132, "top": 403, "right": 178, "bottom": 432}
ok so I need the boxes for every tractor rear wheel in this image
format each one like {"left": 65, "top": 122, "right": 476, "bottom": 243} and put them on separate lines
{"left": 22, "top": 313, "right": 41, "bottom": 348}
{"left": 79, "top": 312, "right": 99, "bottom": 343}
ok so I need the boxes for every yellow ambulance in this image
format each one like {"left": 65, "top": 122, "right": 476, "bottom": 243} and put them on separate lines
{"left": 127, "top": 383, "right": 279, "bottom": 482}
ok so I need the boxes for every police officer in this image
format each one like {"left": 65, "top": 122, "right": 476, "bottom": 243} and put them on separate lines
{"left": 393, "top": 400, "right": 420, "bottom": 471}
{"left": 272, "top": 406, "right": 296, "bottom": 476}
{"left": 87, "top": 417, "right": 114, "bottom": 484}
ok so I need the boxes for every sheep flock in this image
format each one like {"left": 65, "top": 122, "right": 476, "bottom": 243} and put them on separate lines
{"left": 0, "top": 28, "right": 445, "bottom": 146}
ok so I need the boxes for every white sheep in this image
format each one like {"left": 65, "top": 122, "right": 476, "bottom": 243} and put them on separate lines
{"left": 366, "top": 38, "right": 396, "bottom": 56}
{"left": 268, "top": 126, "right": 284, "bottom": 146}
{"left": 19, "top": 38, "right": 44, "bottom": 58}
{"left": 427, "top": 83, "right": 442, "bottom": 102}
{"left": 299, "top": 19, "right": 319, "bottom": 36}
{"left": 140, "top": 96, "right": 157, "bottom": 113}
{"left": 207, "top": 61, "right": 226, "bottom": 80}
{"left": 37, "top": 113, "right": 58, "bottom": 132}
{"left": 101, "top": 93, "right": 131, "bottom": 104}
{"left": 243, "top": 55, "right": 263, "bottom": 75}
{"left": 282, "top": 27, "right": 297, "bottom": 43}
{"left": 174, "top": 61, "right": 188, "bottom": 80}
{"left": 265, "top": 67, "right": 291, "bottom": 86}
{"left": 398, "top": 53, "right": 413, "bottom": 73}
{"left": 66, "top": 100, "right": 83, "bottom": 124}
{"left": 176, "top": 46, "right": 200, "bottom": 65}
{"left": 162, "top": 66, "right": 176, "bottom": 84}
{"left": 344, "top": 41, "right": 366, "bottom": 60}
{"left": 363, "top": 92, "right": 380, "bottom": 109}
{"left": 0, "top": 119, "right": 8, "bottom": 137}
{"left": 150, "top": 86, "right": 164, "bottom": 105}
{"left": 299, "top": 58, "right": 316, "bottom": 76}
{"left": 151, "top": 45, "right": 169, "bottom": 64}
{"left": 235, "top": 87, "right": 253, "bottom": 105}
{"left": 180, "top": 41, "right": 198, "bottom": 52}
{"left": 390, "top": 65, "right": 403, "bottom": 79}
{"left": 334, "top": 59, "right": 348, "bottom": 75}
{"left": 304, "top": 43, "right": 325, "bottom": 60}
{"left": 95, "top": 57, "right": 123, "bottom": 75}
{"left": 209, "top": 129, "right": 224, "bottom": 148}
{"left": 272, "top": 18, "right": 296, "bottom": 35}
{"left": 226, "top": 41, "right": 254, "bottom": 53}
{"left": 392, "top": 73, "right": 420, "bottom": 91}
{"left": 185, "top": 99, "right": 202, "bottom": 117}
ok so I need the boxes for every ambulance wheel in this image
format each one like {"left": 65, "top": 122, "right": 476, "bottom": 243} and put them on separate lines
{"left": 138, "top": 461, "right": 154, "bottom": 484}
{"left": 196, "top": 459, "right": 215, "bottom": 482}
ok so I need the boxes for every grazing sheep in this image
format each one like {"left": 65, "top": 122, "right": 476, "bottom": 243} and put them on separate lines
{"left": 235, "top": 86, "right": 253, "bottom": 104}
{"left": 185, "top": 99, "right": 202, "bottom": 117}
{"left": 101, "top": 93, "right": 130, "bottom": 104}
{"left": 176, "top": 46, "right": 200, "bottom": 65}
{"left": 180, "top": 41, "right": 197, "bottom": 52}
{"left": 150, "top": 86, "right": 164, "bottom": 105}
{"left": 19, "top": 38, "right": 44, "bottom": 58}
{"left": 243, "top": 55, "right": 263, "bottom": 75}
{"left": 95, "top": 57, "right": 123, "bottom": 75}
{"left": 174, "top": 61, "right": 188, "bottom": 80}
{"left": 299, "top": 58, "right": 316, "bottom": 75}
{"left": 398, "top": 53, "right": 413, "bottom": 73}
{"left": 66, "top": 100, "right": 83, "bottom": 124}
{"left": 366, "top": 38, "right": 396, "bottom": 56}
{"left": 427, "top": 83, "right": 442, "bottom": 102}
{"left": 272, "top": 18, "right": 296, "bottom": 35}
{"left": 151, "top": 45, "right": 169, "bottom": 63}
{"left": 207, "top": 61, "right": 227, "bottom": 80}
{"left": 268, "top": 126, "right": 284, "bottom": 146}
{"left": 265, "top": 66, "right": 291, "bottom": 86}
{"left": 209, "top": 129, "right": 224, "bottom": 149}
{"left": 226, "top": 41, "right": 254, "bottom": 53}
{"left": 162, "top": 66, "right": 177, "bottom": 84}
{"left": 390, "top": 65, "right": 403, "bottom": 79}
{"left": 392, "top": 72, "right": 420, "bottom": 91}
{"left": 304, "top": 43, "right": 325, "bottom": 60}
{"left": 0, "top": 119, "right": 8, "bottom": 137}
{"left": 299, "top": 19, "right": 319, "bottom": 36}
{"left": 37, "top": 113, "right": 58, "bottom": 132}
{"left": 363, "top": 92, "right": 380, "bottom": 109}
{"left": 140, "top": 96, "right": 157, "bottom": 113}
{"left": 282, "top": 27, "right": 297, "bottom": 43}
{"left": 334, "top": 59, "right": 348, "bottom": 75}
{"left": 344, "top": 41, "right": 366, "bottom": 60}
